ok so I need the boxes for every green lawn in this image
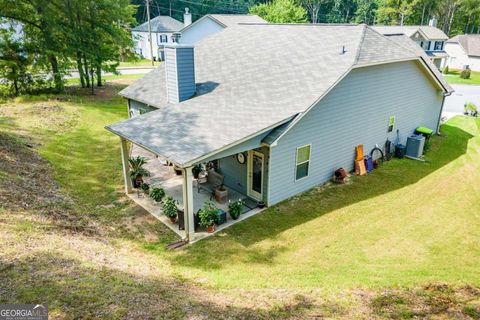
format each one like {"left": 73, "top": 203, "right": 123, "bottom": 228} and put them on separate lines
{"left": 443, "top": 68, "right": 480, "bottom": 85}
{"left": 118, "top": 58, "right": 161, "bottom": 68}
{"left": 1, "top": 82, "right": 479, "bottom": 318}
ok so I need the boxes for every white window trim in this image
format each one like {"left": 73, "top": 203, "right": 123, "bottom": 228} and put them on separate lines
{"left": 295, "top": 144, "right": 311, "bottom": 182}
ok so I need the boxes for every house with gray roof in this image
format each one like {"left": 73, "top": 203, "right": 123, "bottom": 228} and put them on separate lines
{"left": 444, "top": 34, "right": 480, "bottom": 71}
{"left": 179, "top": 14, "right": 266, "bottom": 44}
{"left": 132, "top": 11, "right": 189, "bottom": 60}
{"left": 373, "top": 19, "right": 449, "bottom": 68}
{"left": 107, "top": 23, "right": 452, "bottom": 242}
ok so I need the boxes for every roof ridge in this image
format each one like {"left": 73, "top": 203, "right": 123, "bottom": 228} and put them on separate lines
{"left": 353, "top": 24, "right": 368, "bottom": 65}
{"left": 368, "top": 26, "right": 418, "bottom": 56}
{"left": 237, "top": 23, "right": 358, "bottom": 26}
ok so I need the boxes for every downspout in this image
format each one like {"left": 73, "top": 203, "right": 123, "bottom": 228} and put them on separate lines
{"left": 436, "top": 91, "right": 452, "bottom": 134}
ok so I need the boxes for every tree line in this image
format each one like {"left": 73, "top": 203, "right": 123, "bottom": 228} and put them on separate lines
{"left": 0, "top": 0, "right": 135, "bottom": 96}
{"left": 2, "top": 0, "right": 479, "bottom": 97}
{"left": 137, "top": 0, "right": 480, "bottom": 36}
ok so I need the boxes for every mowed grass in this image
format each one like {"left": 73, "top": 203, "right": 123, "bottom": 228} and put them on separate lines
{"left": 175, "top": 116, "right": 480, "bottom": 290}
{"left": 118, "top": 58, "right": 161, "bottom": 68}
{"left": 1, "top": 81, "right": 480, "bottom": 318}
{"left": 444, "top": 68, "right": 480, "bottom": 85}
{"left": 22, "top": 87, "right": 480, "bottom": 290}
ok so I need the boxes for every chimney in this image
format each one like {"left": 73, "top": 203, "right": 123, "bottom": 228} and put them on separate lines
{"left": 184, "top": 8, "right": 192, "bottom": 27}
{"left": 429, "top": 17, "right": 437, "bottom": 27}
{"left": 164, "top": 44, "right": 196, "bottom": 103}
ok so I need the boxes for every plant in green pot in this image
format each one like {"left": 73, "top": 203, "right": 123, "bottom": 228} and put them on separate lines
{"left": 163, "top": 196, "right": 178, "bottom": 223}
{"left": 150, "top": 187, "right": 165, "bottom": 203}
{"left": 198, "top": 200, "right": 219, "bottom": 233}
{"left": 228, "top": 199, "right": 244, "bottom": 220}
{"left": 128, "top": 156, "right": 151, "bottom": 188}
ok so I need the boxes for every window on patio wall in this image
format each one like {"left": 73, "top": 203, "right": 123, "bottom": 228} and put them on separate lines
{"left": 295, "top": 144, "right": 311, "bottom": 181}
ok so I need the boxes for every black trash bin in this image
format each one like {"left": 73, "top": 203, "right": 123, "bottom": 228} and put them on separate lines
{"left": 395, "top": 144, "right": 406, "bottom": 158}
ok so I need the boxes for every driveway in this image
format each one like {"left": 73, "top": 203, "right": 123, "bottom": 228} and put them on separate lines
{"left": 443, "top": 84, "right": 480, "bottom": 116}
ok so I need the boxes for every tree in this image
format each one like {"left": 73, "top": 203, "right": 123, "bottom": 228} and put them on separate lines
{"left": 249, "top": 0, "right": 308, "bottom": 23}
{"left": 301, "top": 0, "right": 326, "bottom": 23}
{"left": 0, "top": 27, "right": 31, "bottom": 96}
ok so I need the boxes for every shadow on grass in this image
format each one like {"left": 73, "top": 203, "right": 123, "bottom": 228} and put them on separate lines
{"left": 173, "top": 119, "right": 475, "bottom": 270}
{"left": 0, "top": 252, "right": 321, "bottom": 319}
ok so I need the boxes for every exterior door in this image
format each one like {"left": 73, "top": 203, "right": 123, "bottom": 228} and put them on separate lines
{"left": 248, "top": 151, "right": 264, "bottom": 201}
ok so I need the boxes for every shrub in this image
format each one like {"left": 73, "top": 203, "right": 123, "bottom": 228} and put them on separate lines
{"left": 460, "top": 68, "right": 471, "bottom": 79}
{"left": 198, "top": 200, "right": 218, "bottom": 228}
{"left": 228, "top": 199, "right": 244, "bottom": 220}
{"left": 442, "top": 65, "right": 449, "bottom": 74}
{"left": 140, "top": 182, "right": 150, "bottom": 193}
{"left": 149, "top": 187, "right": 165, "bottom": 202}
{"left": 162, "top": 196, "right": 178, "bottom": 219}
{"left": 464, "top": 102, "right": 477, "bottom": 115}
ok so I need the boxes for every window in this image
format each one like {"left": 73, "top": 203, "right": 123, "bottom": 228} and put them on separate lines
{"left": 434, "top": 41, "right": 444, "bottom": 51}
{"left": 425, "top": 41, "right": 431, "bottom": 51}
{"left": 159, "top": 34, "right": 168, "bottom": 43}
{"left": 387, "top": 115, "right": 395, "bottom": 133}
{"left": 295, "top": 145, "right": 311, "bottom": 181}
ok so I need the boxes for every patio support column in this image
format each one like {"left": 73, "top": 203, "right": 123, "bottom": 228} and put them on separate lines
{"left": 120, "top": 137, "right": 133, "bottom": 194}
{"left": 182, "top": 166, "right": 195, "bottom": 242}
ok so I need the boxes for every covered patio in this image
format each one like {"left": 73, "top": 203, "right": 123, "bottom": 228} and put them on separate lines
{"left": 118, "top": 141, "right": 267, "bottom": 243}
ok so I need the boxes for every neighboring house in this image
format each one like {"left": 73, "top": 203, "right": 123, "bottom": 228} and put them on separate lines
{"left": 107, "top": 24, "right": 452, "bottom": 242}
{"left": 132, "top": 10, "right": 190, "bottom": 60}
{"left": 444, "top": 34, "right": 480, "bottom": 71}
{"left": 179, "top": 14, "right": 266, "bottom": 44}
{"left": 373, "top": 20, "right": 449, "bottom": 68}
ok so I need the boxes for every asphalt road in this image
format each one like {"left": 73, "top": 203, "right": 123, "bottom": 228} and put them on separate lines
{"left": 443, "top": 84, "right": 480, "bottom": 115}
{"left": 67, "top": 67, "right": 154, "bottom": 78}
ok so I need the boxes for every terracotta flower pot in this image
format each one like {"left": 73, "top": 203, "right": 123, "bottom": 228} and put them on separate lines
{"left": 169, "top": 216, "right": 177, "bottom": 223}
{"left": 206, "top": 225, "right": 215, "bottom": 233}
{"left": 214, "top": 187, "right": 228, "bottom": 204}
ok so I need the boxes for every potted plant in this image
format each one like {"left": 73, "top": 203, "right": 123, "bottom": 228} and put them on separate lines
{"left": 150, "top": 187, "right": 165, "bottom": 203}
{"left": 228, "top": 199, "right": 244, "bottom": 220}
{"left": 192, "top": 164, "right": 203, "bottom": 179}
{"left": 163, "top": 196, "right": 178, "bottom": 223}
{"left": 128, "top": 156, "right": 151, "bottom": 188}
{"left": 214, "top": 184, "right": 228, "bottom": 204}
{"left": 141, "top": 182, "right": 150, "bottom": 194}
{"left": 198, "top": 200, "right": 218, "bottom": 233}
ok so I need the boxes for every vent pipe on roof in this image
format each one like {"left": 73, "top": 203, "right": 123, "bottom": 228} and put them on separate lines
{"left": 429, "top": 17, "right": 437, "bottom": 27}
{"left": 184, "top": 8, "right": 192, "bottom": 27}
{"left": 164, "top": 44, "right": 196, "bottom": 103}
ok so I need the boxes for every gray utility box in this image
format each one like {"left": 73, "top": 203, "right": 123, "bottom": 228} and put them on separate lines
{"left": 406, "top": 134, "right": 425, "bottom": 158}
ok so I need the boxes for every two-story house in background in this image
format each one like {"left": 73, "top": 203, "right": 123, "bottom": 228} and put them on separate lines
{"left": 132, "top": 9, "right": 191, "bottom": 60}
{"left": 373, "top": 19, "right": 449, "bottom": 69}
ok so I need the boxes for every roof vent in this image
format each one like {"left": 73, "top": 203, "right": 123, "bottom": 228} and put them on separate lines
{"left": 340, "top": 45, "right": 346, "bottom": 54}
{"left": 164, "top": 44, "right": 196, "bottom": 103}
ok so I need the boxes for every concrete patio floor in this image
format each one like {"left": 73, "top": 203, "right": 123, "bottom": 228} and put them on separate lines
{"left": 130, "top": 146, "right": 266, "bottom": 242}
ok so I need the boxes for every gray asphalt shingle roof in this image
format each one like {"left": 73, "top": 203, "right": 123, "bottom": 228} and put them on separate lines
{"left": 372, "top": 25, "right": 448, "bottom": 40}
{"left": 108, "top": 24, "right": 445, "bottom": 166}
{"left": 209, "top": 14, "right": 266, "bottom": 26}
{"left": 384, "top": 34, "right": 453, "bottom": 93}
{"left": 447, "top": 34, "right": 480, "bottom": 57}
{"left": 132, "top": 15, "right": 184, "bottom": 32}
